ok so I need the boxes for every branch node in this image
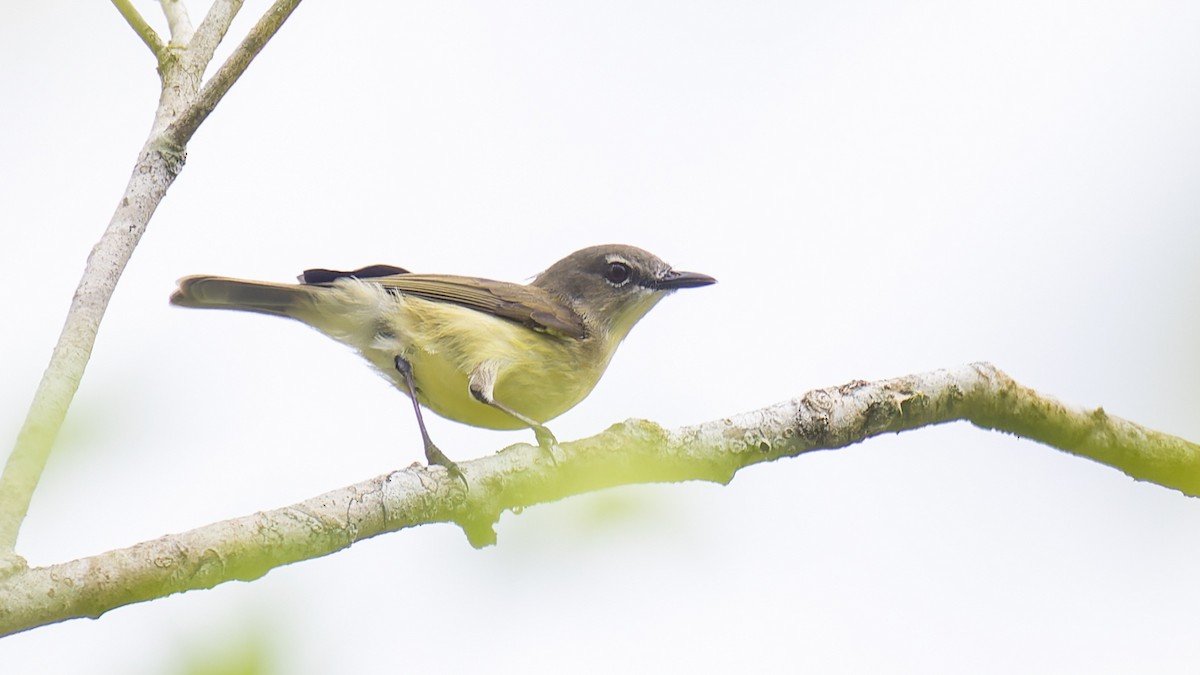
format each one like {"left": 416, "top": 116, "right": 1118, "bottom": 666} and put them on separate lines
{"left": 0, "top": 554, "right": 28, "bottom": 580}
{"left": 460, "top": 518, "right": 499, "bottom": 549}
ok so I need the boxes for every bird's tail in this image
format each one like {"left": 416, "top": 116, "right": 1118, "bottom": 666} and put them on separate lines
{"left": 170, "top": 276, "right": 318, "bottom": 318}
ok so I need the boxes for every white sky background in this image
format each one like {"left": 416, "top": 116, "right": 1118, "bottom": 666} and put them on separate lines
{"left": 3, "top": 1, "right": 1200, "bottom": 672}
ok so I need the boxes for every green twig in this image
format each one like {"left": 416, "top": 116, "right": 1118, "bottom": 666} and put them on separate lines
{"left": 111, "top": 0, "right": 165, "bottom": 58}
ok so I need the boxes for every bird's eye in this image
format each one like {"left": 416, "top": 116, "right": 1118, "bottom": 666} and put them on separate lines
{"left": 605, "top": 261, "right": 631, "bottom": 285}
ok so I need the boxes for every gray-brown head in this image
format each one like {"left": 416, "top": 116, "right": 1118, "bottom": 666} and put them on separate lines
{"left": 532, "top": 244, "right": 715, "bottom": 342}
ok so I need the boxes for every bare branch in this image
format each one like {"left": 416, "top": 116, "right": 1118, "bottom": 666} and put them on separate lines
{"left": 3, "top": 363, "right": 1195, "bottom": 636}
{"left": 165, "top": 0, "right": 302, "bottom": 147}
{"left": 111, "top": 0, "right": 166, "bottom": 58}
{"left": 161, "top": 0, "right": 194, "bottom": 45}
{"left": 0, "top": 0, "right": 303, "bottom": 558}
{"left": 187, "top": 0, "right": 245, "bottom": 72}
{"left": 0, "top": 141, "right": 186, "bottom": 558}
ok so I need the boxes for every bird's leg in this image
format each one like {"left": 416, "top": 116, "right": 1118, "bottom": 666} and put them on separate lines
{"left": 394, "top": 355, "right": 466, "bottom": 486}
{"left": 468, "top": 368, "right": 560, "bottom": 465}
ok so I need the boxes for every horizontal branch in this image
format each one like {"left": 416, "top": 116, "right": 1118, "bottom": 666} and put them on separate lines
{"left": 2, "top": 362, "right": 1196, "bottom": 636}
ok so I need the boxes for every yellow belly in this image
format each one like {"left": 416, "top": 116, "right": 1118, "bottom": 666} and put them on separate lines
{"left": 351, "top": 293, "right": 607, "bottom": 430}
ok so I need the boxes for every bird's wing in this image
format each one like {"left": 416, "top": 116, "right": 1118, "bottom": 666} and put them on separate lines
{"left": 301, "top": 266, "right": 586, "bottom": 339}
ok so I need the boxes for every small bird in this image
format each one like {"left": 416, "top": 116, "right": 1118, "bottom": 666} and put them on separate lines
{"left": 170, "top": 244, "right": 715, "bottom": 481}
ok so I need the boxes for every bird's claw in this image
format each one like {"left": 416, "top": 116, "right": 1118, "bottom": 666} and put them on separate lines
{"left": 425, "top": 442, "right": 468, "bottom": 489}
{"left": 533, "top": 426, "right": 561, "bottom": 466}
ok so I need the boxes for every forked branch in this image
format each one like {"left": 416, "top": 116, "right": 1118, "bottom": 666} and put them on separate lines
{"left": 0, "top": 0, "right": 304, "bottom": 560}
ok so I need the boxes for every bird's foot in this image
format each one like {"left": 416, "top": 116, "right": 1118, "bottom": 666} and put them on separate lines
{"left": 424, "top": 442, "right": 468, "bottom": 489}
{"left": 532, "top": 425, "right": 561, "bottom": 466}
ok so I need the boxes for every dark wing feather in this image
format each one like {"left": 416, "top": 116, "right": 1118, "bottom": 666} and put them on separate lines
{"left": 300, "top": 265, "right": 411, "bottom": 284}
{"left": 306, "top": 269, "right": 586, "bottom": 339}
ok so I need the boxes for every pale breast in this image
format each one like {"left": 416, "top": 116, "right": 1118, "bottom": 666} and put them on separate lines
{"left": 358, "top": 291, "right": 608, "bottom": 430}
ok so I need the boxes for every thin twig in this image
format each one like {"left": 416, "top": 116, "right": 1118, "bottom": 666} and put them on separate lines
{"left": 165, "top": 0, "right": 303, "bottom": 147}
{"left": 111, "top": 0, "right": 166, "bottom": 58}
{"left": 161, "top": 0, "right": 194, "bottom": 45}
{"left": 187, "top": 0, "right": 246, "bottom": 71}
{"left": 2, "top": 363, "right": 1196, "bottom": 636}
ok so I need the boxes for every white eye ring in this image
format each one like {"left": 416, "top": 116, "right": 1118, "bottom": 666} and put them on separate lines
{"left": 604, "top": 260, "right": 632, "bottom": 285}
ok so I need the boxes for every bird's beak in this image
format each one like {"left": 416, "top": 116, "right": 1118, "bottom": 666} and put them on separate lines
{"left": 652, "top": 270, "right": 717, "bottom": 290}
